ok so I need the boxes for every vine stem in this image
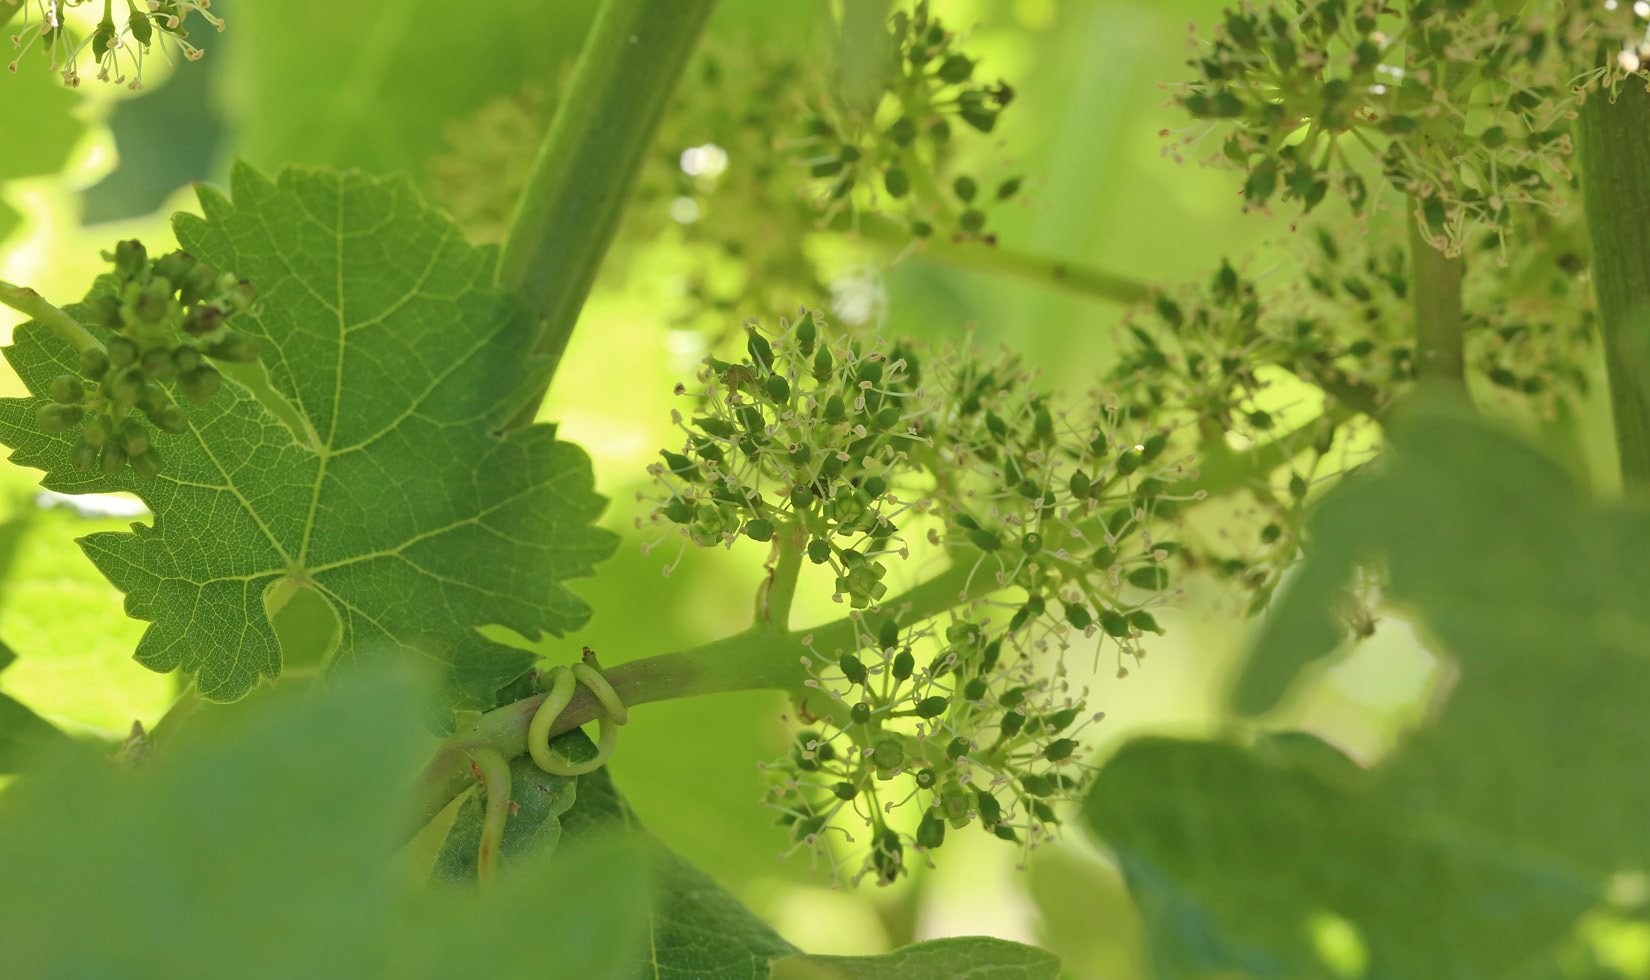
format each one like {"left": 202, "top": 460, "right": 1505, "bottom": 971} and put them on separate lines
{"left": 1405, "top": 201, "right": 1465, "bottom": 385}
{"left": 1578, "top": 81, "right": 1650, "bottom": 489}
{"left": 499, "top": 0, "right": 718, "bottom": 427}
{"left": 0, "top": 280, "right": 102, "bottom": 354}
{"left": 405, "top": 559, "right": 979, "bottom": 837}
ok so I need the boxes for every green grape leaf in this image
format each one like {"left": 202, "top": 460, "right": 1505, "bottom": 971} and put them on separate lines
{"left": 1085, "top": 398, "right": 1650, "bottom": 979}
{"left": 0, "top": 668, "right": 650, "bottom": 980}
{"left": 0, "top": 162, "right": 617, "bottom": 707}
{"left": 0, "top": 45, "right": 89, "bottom": 242}
{"left": 554, "top": 766, "right": 800, "bottom": 979}
{"left": 770, "top": 937, "right": 1062, "bottom": 980}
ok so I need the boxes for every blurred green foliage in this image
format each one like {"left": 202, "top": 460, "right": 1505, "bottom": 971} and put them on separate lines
{"left": 1, "top": 1, "right": 1641, "bottom": 978}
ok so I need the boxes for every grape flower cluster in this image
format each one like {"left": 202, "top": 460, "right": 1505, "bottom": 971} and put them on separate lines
{"left": 33, "top": 239, "right": 257, "bottom": 478}
{"left": 6, "top": 0, "right": 224, "bottom": 88}
{"left": 641, "top": 313, "right": 1199, "bottom": 884}
{"left": 1172, "top": 0, "right": 1650, "bottom": 254}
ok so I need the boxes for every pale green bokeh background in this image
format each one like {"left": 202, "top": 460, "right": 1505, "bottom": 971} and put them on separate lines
{"left": 0, "top": 1, "right": 1552, "bottom": 975}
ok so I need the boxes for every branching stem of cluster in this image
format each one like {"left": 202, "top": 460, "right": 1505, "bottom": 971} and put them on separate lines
{"left": 498, "top": 0, "right": 717, "bottom": 426}
{"left": 853, "top": 216, "right": 1153, "bottom": 307}
{"left": 405, "top": 558, "right": 982, "bottom": 838}
{"left": 0, "top": 280, "right": 102, "bottom": 355}
{"left": 1405, "top": 199, "right": 1466, "bottom": 386}
{"left": 1578, "top": 82, "right": 1650, "bottom": 490}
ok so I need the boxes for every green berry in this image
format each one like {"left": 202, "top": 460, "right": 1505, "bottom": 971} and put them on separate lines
{"left": 946, "top": 737, "right": 970, "bottom": 761}
{"left": 915, "top": 768, "right": 937, "bottom": 789}
{"left": 743, "top": 518, "right": 775, "bottom": 542}
{"left": 806, "top": 539, "right": 831, "bottom": 564}
{"left": 850, "top": 702, "right": 872, "bottom": 725}
{"left": 833, "top": 782, "right": 859, "bottom": 801}
{"left": 884, "top": 168, "right": 911, "bottom": 198}
{"left": 839, "top": 653, "right": 868, "bottom": 686}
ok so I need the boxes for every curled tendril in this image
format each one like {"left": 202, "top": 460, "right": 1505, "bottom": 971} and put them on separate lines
{"left": 466, "top": 747, "right": 511, "bottom": 884}
{"left": 526, "top": 651, "right": 627, "bottom": 777}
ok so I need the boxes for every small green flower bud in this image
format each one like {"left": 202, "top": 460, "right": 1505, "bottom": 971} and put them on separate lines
{"left": 975, "top": 789, "right": 1002, "bottom": 827}
{"left": 884, "top": 168, "right": 911, "bottom": 198}
{"left": 111, "top": 240, "right": 147, "bottom": 279}
{"left": 1128, "top": 610, "right": 1162, "bottom": 634}
{"left": 118, "top": 419, "right": 151, "bottom": 456}
{"left": 946, "top": 737, "right": 970, "bottom": 761}
{"left": 833, "top": 781, "right": 859, "bottom": 801}
{"left": 872, "top": 736, "right": 904, "bottom": 771}
{"left": 222, "top": 280, "right": 256, "bottom": 314}
{"left": 147, "top": 404, "right": 189, "bottom": 435}
{"left": 764, "top": 375, "right": 790, "bottom": 404}
{"left": 915, "top": 696, "right": 948, "bottom": 719}
{"left": 87, "top": 294, "right": 122, "bottom": 330}
{"left": 952, "top": 175, "right": 977, "bottom": 203}
{"left": 107, "top": 336, "right": 140, "bottom": 368}
{"left": 839, "top": 653, "right": 868, "bottom": 686}
{"left": 129, "top": 448, "right": 163, "bottom": 480}
{"left": 850, "top": 701, "right": 872, "bottom": 725}
{"left": 100, "top": 444, "right": 128, "bottom": 476}
{"left": 1065, "top": 602, "right": 1092, "bottom": 630}
{"left": 1000, "top": 711, "right": 1025, "bottom": 737}
{"left": 48, "top": 375, "right": 85, "bottom": 404}
{"left": 179, "top": 365, "right": 222, "bottom": 405}
{"left": 80, "top": 347, "right": 111, "bottom": 378}
{"left": 1021, "top": 774, "right": 1055, "bottom": 797}
{"left": 35, "top": 403, "right": 83, "bottom": 435}
{"left": 152, "top": 249, "right": 196, "bottom": 285}
{"left": 207, "top": 330, "right": 260, "bottom": 364}
{"left": 917, "top": 810, "right": 947, "bottom": 849}
{"left": 892, "top": 650, "right": 914, "bottom": 680}
{"left": 141, "top": 348, "right": 177, "bottom": 381}
{"left": 1127, "top": 567, "right": 1169, "bottom": 590}
{"left": 1101, "top": 610, "right": 1130, "bottom": 638}
{"left": 807, "top": 538, "right": 831, "bottom": 564}
{"left": 70, "top": 440, "right": 98, "bottom": 472}
{"left": 963, "top": 677, "right": 987, "bottom": 700}
{"left": 812, "top": 346, "right": 834, "bottom": 382}
{"left": 1045, "top": 707, "right": 1081, "bottom": 732}
{"left": 743, "top": 518, "right": 775, "bottom": 542}
{"left": 1044, "top": 738, "right": 1078, "bottom": 762}
{"left": 914, "top": 768, "right": 937, "bottom": 789}
{"left": 746, "top": 328, "right": 773, "bottom": 370}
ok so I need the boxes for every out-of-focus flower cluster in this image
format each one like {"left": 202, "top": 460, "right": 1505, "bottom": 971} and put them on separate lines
{"left": 6, "top": 0, "right": 223, "bottom": 88}
{"left": 1172, "top": 0, "right": 1650, "bottom": 253}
